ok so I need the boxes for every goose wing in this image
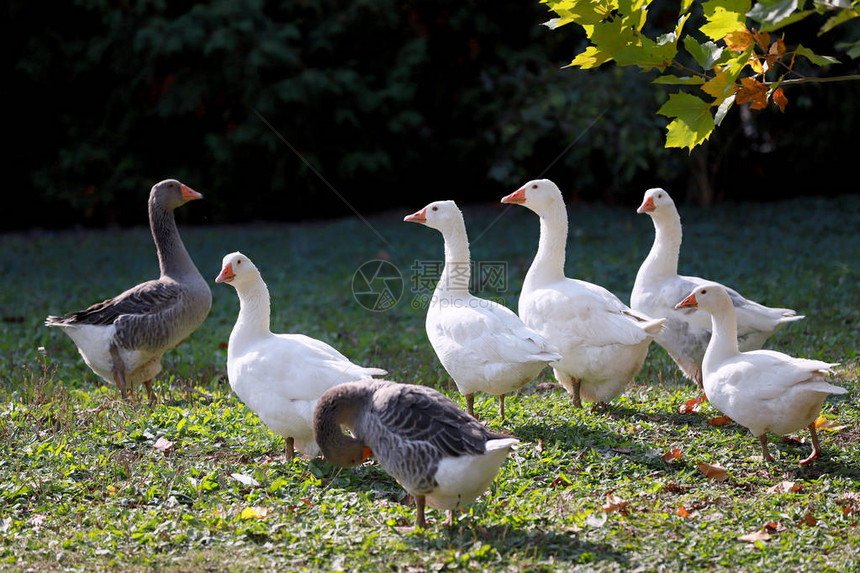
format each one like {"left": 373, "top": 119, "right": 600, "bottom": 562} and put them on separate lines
{"left": 371, "top": 382, "right": 493, "bottom": 457}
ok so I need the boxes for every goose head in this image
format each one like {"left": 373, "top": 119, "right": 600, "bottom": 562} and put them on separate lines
{"left": 403, "top": 200, "right": 463, "bottom": 233}
{"left": 501, "top": 179, "right": 563, "bottom": 216}
{"left": 151, "top": 179, "right": 203, "bottom": 211}
{"left": 215, "top": 251, "right": 260, "bottom": 290}
{"left": 637, "top": 187, "right": 675, "bottom": 215}
{"left": 676, "top": 283, "right": 733, "bottom": 315}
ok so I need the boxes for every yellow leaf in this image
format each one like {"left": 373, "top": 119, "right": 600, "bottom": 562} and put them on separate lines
{"left": 814, "top": 416, "right": 847, "bottom": 432}
{"left": 239, "top": 506, "right": 270, "bottom": 520}
{"left": 702, "top": 70, "right": 736, "bottom": 102}
{"left": 569, "top": 46, "right": 613, "bottom": 69}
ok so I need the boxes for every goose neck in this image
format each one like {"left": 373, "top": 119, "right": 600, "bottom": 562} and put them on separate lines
{"left": 526, "top": 206, "right": 568, "bottom": 285}
{"left": 642, "top": 210, "right": 682, "bottom": 279}
{"left": 150, "top": 201, "right": 198, "bottom": 280}
{"left": 232, "top": 278, "right": 272, "bottom": 339}
{"left": 703, "top": 305, "right": 740, "bottom": 371}
{"left": 437, "top": 223, "right": 471, "bottom": 294}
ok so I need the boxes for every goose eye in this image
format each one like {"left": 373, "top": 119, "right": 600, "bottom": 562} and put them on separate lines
{"left": 701, "top": 289, "right": 707, "bottom": 294}
{"left": 657, "top": 193, "right": 663, "bottom": 198}
{"left": 431, "top": 206, "right": 438, "bottom": 212}
{"left": 531, "top": 184, "right": 538, "bottom": 189}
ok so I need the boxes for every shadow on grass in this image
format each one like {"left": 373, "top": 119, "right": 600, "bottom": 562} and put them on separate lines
{"left": 405, "top": 522, "right": 628, "bottom": 567}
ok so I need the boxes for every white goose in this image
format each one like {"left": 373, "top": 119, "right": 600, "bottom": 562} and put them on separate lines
{"left": 216, "top": 251, "right": 386, "bottom": 459}
{"left": 676, "top": 284, "right": 845, "bottom": 464}
{"left": 404, "top": 200, "right": 561, "bottom": 419}
{"left": 45, "top": 179, "right": 212, "bottom": 404}
{"left": 501, "top": 179, "right": 665, "bottom": 408}
{"left": 313, "top": 378, "right": 518, "bottom": 530}
{"left": 632, "top": 187, "right": 804, "bottom": 387}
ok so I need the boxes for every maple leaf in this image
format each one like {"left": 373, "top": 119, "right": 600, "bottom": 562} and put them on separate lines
{"left": 724, "top": 29, "right": 754, "bottom": 52}
{"left": 800, "top": 511, "right": 817, "bottom": 526}
{"left": 697, "top": 461, "right": 729, "bottom": 482}
{"left": 702, "top": 70, "right": 736, "bottom": 102}
{"left": 707, "top": 415, "right": 733, "bottom": 426}
{"left": 659, "top": 92, "right": 716, "bottom": 151}
{"left": 701, "top": 0, "right": 752, "bottom": 41}
{"left": 736, "top": 77, "right": 769, "bottom": 109}
{"left": 752, "top": 29, "right": 771, "bottom": 51}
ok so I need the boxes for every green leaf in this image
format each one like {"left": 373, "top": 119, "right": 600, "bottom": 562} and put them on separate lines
{"left": 794, "top": 44, "right": 841, "bottom": 65}
{"left": 747, "top": 0, "right": 800, "bottom": 28}
{"left": 701, "top": 0, "right": 751, "bottom": 41}
{"left": 653, "top": 75, "right": 706, "bottom": 85}
{"left": 657, "top": 92, "right": 715, "bottom": 150}
{"left": 684, "top": 36, "right": 725, "bottom": 69}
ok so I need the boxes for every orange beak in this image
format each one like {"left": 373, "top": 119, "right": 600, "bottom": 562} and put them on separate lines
{"left": 215, "top": 263, "right": 235, "bottom": 283}
{"left": 675, "top": 293, "right": 698, "bottom": 309}
{"left": 181, "top": 184, "right": 203, "bottom": 201}
{"left": 501, "top": 188, "right": 526, "bottom": 205}
{"left": 637, "top": 196, "right": 655, "bottom": 214}
{"left": 361, "top": 446, "right": 373, "bottom": 461}
{"left": 403, "top": 208, "right": 426, "bottom": 224}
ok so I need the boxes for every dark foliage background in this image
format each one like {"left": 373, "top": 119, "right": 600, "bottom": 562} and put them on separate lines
{"left": 7, "top": 0, "right": 860, "bottom": 231}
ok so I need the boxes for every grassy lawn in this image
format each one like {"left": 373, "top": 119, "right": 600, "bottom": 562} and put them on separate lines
{"left": 1, "top": 194, "right": 858, "bottom": 572}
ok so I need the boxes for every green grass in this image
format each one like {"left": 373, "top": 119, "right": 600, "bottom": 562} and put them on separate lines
{"left": 1, "top": 194, "right": 858, "bottom": 571}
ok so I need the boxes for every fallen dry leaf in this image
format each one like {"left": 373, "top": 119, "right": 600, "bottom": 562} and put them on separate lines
{"left": 662, "top": 448, "right": 683, "bottom": 463}
{"left": 764, "top": 520, "right": 786, "bottom": 533}
{"left": 677, "top": 505, "right": 696, "bottom": 519}
{"left": 706, "top": 415, "right": 733, "bottom": 426}
{"left": 814, "top": 416, "right": 847, "bottom": 432}
{"left": 679, "top": 397, "right": 702, "bottom": 414}
{"left": 602, "top": 493, "right": 630, "bottom": 516}
{"left": 153, "top": 437, "right": 174, "bottom": 453}
{"left": 800, "top": 511, "right": 817, "bottom": 527}
{"left": 766, "top": 481, "right": 803, "bottom": 494}
{"left": 738, "top": 529, "right": 771, "bottom": 543}
{"left": 697, "top": 462, "right": 729, "bottom": 482}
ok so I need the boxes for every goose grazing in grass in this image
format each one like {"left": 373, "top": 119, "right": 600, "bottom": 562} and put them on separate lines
{"left": 403, "top": 200, "right": 561, "bottom": 419}
{"left": 633, "top": 187, "right": 804, "bottom": 387}
{"left": 501, "top": 179, "right": 665, "bottom": 408}
{"left": 676, "top": 283, "right": 845, "bottom": 464}
{"left": 216, "top": 251, "right": 386, "bottom": 459}
{"left": 313, "top": 379, "right": 518, "bottom": 530}
{"left": 45, "top": 179, "right": 212, "bottom": 404}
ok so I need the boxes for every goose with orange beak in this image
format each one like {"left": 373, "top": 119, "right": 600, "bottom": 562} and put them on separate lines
{"left": 216, "top": 251, "right": 387, "bottom": 460}
{"left": 403, "top": 200, "right": 561, "bottom": 419}
{"left": 632, "top": 187, "right": 804, "bottom": 390}
{"left": 45, "top": 179, "right": 212, "bottom": 405}
{"left": 500, "top": 179, "right": 665, "bottom": 408}
{"left": 675, "top": 283, "right": 845, "bottom": 464}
